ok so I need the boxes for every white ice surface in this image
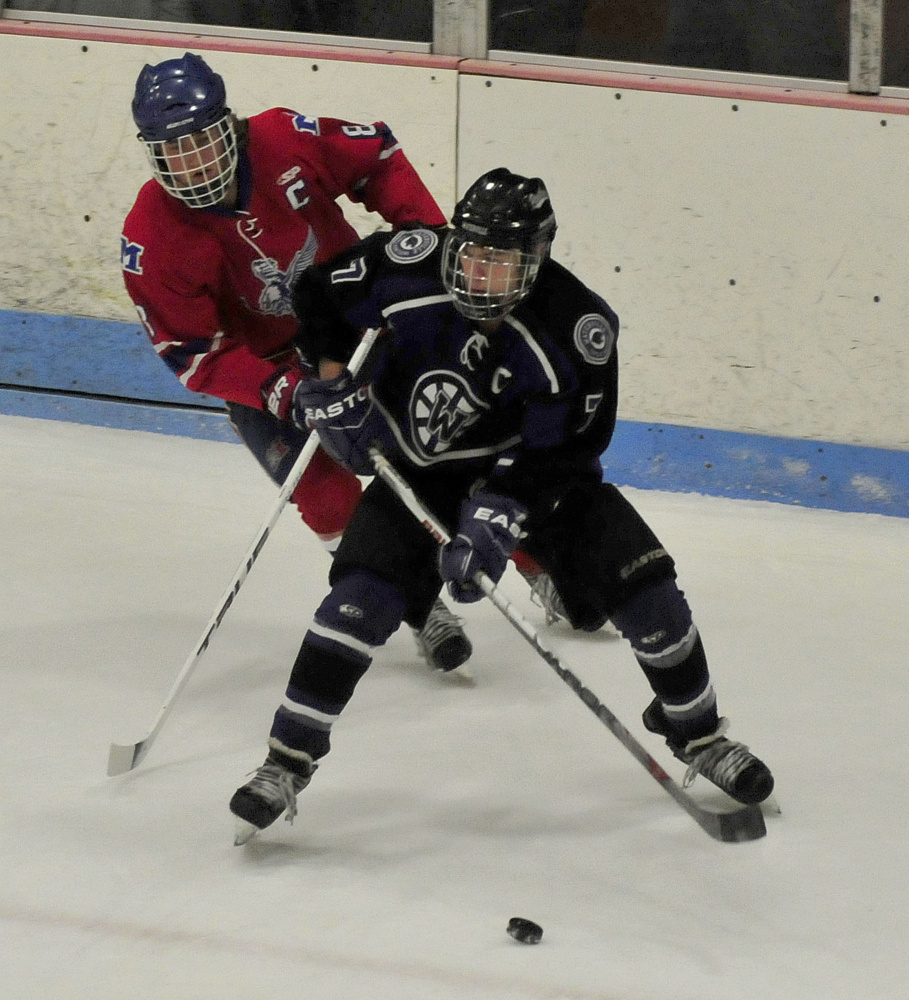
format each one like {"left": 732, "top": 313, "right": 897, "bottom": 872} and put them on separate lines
{"left": 1, "top": 414, "right": 907, "bottom": 1000}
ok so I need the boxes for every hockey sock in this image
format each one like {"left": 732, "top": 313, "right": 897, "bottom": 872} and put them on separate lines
{"left": 291, "top": 447, "right": 362, "bottom": 544}
{"left": 610, "top": 578, "right": 718, "bottom": 741}
{"left": 269, "top": 571, "right": 405, "bottom": 760}
{"left": 510, "top": 549, "right": 545, "bottom": 576}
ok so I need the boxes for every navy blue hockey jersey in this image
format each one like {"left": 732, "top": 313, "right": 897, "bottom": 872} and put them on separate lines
{"left": 293, "top": 227, "right": 620, "bottom": 503}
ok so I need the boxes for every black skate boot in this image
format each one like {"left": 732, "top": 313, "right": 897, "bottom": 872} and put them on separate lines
{"left": 230, "top": 745, "right": 317, "bottom": 845}
{"left": 412, "top": 597, "right": 472, "bottom": 671}
{"left": 643, "top": 698, "right": 774, "bottom": 805}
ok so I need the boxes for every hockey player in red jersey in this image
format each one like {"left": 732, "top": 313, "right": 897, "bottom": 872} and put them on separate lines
{"left": 121, "top": 52, "right": 471, "bottom": 671}
{"left": 228, "top": 169, "right": 774, "bottom": 843}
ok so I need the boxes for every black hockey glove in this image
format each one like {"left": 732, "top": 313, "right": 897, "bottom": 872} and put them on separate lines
{"left": 293, "top": 369, "right": 395, "bottom": 476}
{"left": 439, "top": 491, "right": 527, "bottom": 603}
{"left": 292, "top": 268, "right": 361, "bottom": 370}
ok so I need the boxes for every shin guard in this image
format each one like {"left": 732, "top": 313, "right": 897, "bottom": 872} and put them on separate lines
{"left": 610, "top": 578, "right": 718, "bottom": 741}
{"left": 269, "top": 571, "right": 405, "bottom": 760}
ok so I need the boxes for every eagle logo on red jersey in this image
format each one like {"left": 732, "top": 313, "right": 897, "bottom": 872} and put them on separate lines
{"left": 250, "top": 229, "right": 318, "bottom": 317}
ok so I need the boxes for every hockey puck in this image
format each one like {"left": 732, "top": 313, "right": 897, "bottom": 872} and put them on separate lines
{"left": 507, "top": 917, "right": 543, "bottom": 944}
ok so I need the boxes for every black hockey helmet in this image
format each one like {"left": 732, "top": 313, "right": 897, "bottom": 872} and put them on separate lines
{"left": 442, "top": 168, "right": 557, "bottom": 320}
{"left": 450, "top": 168, "right": 557, "bottom": 251}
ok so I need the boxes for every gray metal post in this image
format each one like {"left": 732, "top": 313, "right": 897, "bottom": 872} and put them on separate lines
{"left": 849, "top": 0, "right": 884, "bottom": 94}
{"left": 433, "top": 0, "right": 489, "bottom": 58}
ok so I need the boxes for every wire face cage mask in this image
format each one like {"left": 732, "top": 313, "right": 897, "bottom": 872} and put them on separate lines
{"left": 143, "top": 115, "right": 238, "bottom": 209}
{"left": 441, "top": 232, "right": 546, "bottom": 321}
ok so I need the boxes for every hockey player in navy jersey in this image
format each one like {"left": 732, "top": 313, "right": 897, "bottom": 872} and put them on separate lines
{"left": 229, "top": 168, "right": 774, "bottom": 842}
{"left": 121, "top": 52, "right": 470, "bottom": 671}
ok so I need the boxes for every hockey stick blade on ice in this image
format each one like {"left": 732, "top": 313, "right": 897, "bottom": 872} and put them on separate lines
{"left": 106, "top": 329, "right": 383, "bottom": 777}
{"left": 370, "top": 451, "right": 766, "bottom": 843}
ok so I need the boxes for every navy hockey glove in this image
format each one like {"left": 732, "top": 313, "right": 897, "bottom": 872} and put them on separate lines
{"left": 293, "top": 369, "right": 395, "bottom": 475}
{"left": 261, "top": 365, "right": 305, "bottom": 425}
{"left": 439, "top": 491, "right": 527, "bottom": 603}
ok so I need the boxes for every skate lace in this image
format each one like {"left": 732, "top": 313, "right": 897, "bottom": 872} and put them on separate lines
{"left": 520, "top": 571, "right": 567, "bottom": 625}
{"left": 416, "top": 598, "right": 466, "bottom": 652}
{"left": 683, "top": 738, "right": 755, "bottom": 793}
{"left": 246, "top": 763, "right": 305, "bottom": 824}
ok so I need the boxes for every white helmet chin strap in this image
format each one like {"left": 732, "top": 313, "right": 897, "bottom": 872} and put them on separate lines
{"left": 143, "top": 115, "right": 238, "bottom": 209}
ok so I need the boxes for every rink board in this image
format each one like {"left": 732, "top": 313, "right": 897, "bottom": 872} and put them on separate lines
{"left": 2, "top": 309, "right": 906, "bottom": 517}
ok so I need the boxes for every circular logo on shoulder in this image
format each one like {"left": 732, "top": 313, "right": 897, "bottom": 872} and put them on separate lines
{"left": 385, "top": 228, "right": 439, "bottom": 264}
{"left": 573, "top": 313, "right": 615, "bottom": 365}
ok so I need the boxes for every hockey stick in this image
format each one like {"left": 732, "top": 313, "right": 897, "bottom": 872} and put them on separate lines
{"left": 106, "top": 328, "right": 383, "bottom": 777}
{"left": 370, "top": 450, "right": 766, "bottom": 843}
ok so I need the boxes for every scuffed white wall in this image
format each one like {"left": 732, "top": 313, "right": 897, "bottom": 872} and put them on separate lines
{"left": 0, "top": 32, "right": 906, "bottom": 449}
{"left": 0, "top": 34, "right": 457, "bottom": 317}
{"left": 458, "top": 74, "right": 909, "bottom": 449}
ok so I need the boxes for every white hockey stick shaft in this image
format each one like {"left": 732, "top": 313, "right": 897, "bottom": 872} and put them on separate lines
{"left": 107, "top": 328, "right": 383, "bottom": 776}
{"left": 369, "top": 451, "right": 766, "bottom": 842}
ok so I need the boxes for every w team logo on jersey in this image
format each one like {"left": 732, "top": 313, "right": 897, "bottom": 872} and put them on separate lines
{"left": 250, "top": 229, "right": 318, "bottom": 316}
{"left": 409, "top": 371, "right": 487, "bottom": 458}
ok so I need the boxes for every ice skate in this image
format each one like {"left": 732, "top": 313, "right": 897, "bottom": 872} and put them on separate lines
{"left": 230, "top": 747, "right": 317, "bottom": 845}
{"left": 519, "top": 568, "right": 567, "bottom": 625}
{"left": 643, "top": 698, "right": 774, "bottom": 805}
{"left": 412, "top": 597, "right": 472, "bottom": 672}
{"left": 519, "top": 569, "right": 619, "bottom": 635}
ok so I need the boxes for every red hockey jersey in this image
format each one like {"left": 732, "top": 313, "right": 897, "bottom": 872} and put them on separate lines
{"left": 121, "top": 109, "right": 445, "bottom": 408}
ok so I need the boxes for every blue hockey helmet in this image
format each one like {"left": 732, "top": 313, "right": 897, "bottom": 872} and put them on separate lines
{"left": 132, "top": 52, "right": 229, "bottom": 142}
{"left": 131, "top": 53, "right": 238, "bottom": 209}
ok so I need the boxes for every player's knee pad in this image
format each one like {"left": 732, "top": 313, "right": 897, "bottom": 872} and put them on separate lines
{"left": 330, "top": 478, "right": 448, "bottom": 629}
{"left": 610, "top": 578, "right": 696, "bottom": 663}
{"left": 313, "top": 570, "right": 405, "bottom": 649}
{"left": 611, "top": 578, "right": 712, "bottom": 709}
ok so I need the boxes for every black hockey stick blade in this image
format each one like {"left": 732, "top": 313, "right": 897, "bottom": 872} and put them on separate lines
{"left": 643, "top": 750, "right": 767, "bottom": 842}
{"left": 715, "top": 805, "right": 767, "bottom": 842}
{"left": 541, "top": 629, "right": 768, "bottom": 843}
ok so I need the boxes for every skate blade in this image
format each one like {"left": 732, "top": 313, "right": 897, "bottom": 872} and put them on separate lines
{"left": 435, "top": 664, "right": 476, "bottom": 685}
{"left": 761, "top": 794, "right": 783, "bottom": 817}
{"left": 233, "top": 818, "right": 260, "bottom": 846}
